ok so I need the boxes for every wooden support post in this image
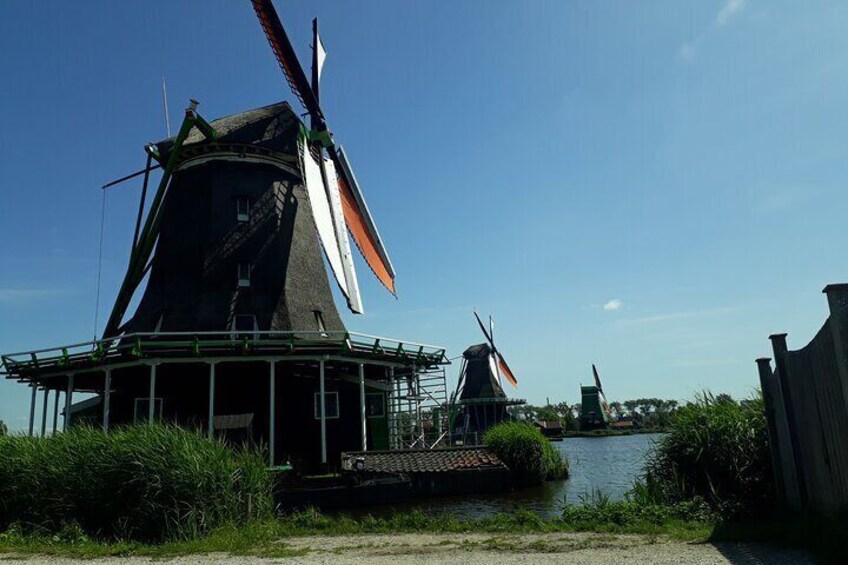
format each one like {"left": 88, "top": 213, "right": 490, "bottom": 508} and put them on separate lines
{"left": 359, "top": 363, "right": 367, "bottom": 451}
{"left": 319, "top": 359, "right": 327, "bottom": 465}
{"left": 148, "top": 364, "right": 157, "bottom": 424}
{"left": 269, "top": 361, "right": 276, "bottom": 467}
{"left": 28, "top": 384, "right": 37, "bottom": 437}
{"left": 103, "top": 369, "right": 111, "bottom": 432}
{"left": 208, "top": 363, "right": 216, "bottom": 439}
{"left": 52, "top": 390, "right": 60, "bottom": 435}
{"left": 64, "top": 375, "right": 74, "bottom": 431}
{"left": 40, "top": 388, "right": 48, "bottom": 437}
{"left": 387, "top": 367, "right": 395, "bottom": 449}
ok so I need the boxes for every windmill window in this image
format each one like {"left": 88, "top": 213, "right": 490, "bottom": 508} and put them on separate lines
{"left": 314, "top": 391, "right": 339, "bottom": 419}
{"left": 236, "top": 197, "right": 250, "bottom": 222}
{"left": 366, "top": 393, "right": 385, "bottom": 418}
{"left": 238, "top": 262, "right": 252, "bottom": 288}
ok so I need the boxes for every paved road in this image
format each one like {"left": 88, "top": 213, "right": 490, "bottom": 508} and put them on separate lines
{"left": 0, "top": 533, "right": 818, "bottom": 564}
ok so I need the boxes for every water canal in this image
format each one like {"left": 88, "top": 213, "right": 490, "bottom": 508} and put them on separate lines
{"left": 369, "top": 433, "right": 664, "bottom": 519}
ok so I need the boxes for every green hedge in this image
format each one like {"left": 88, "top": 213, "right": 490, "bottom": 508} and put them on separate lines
{"left": 644, "top": 392, "right": 773, "bottom": 516}
{"left": 0, "top": 425, "right": 273, "bottom": 541}
{"left": 483, "top": 422, "right": 567, "bottom": 486}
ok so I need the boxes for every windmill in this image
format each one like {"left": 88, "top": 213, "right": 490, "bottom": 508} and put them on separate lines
{"left": 449, "top": 312, "right": 525, "bottom": 443}
{"left": 579, "top": 364, "right": 613, "bottom": 429}
{"left": 101, "top": 0, "right": 396, "bottom": 338}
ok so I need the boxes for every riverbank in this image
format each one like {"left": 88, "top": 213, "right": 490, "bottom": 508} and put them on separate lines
{"left": 0, "top": 531, "right": 816, "bottom": 564}
{"left": 559, "top": 428, "right": 666, "bottom": 438}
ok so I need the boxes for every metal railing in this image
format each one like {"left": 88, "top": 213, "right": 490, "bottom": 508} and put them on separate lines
{"left": 1, "top": 330, "right": 449, "bottom": 378}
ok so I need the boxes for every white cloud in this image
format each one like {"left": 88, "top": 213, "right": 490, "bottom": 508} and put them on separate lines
{"left": 717, "top": 0, "right": 746, "bottom": 26}
{"left": 616, "top": 306, "right": 738, "bottom": 326}
{"left": 603, "top": 299, "right": 623, "bottom": 312}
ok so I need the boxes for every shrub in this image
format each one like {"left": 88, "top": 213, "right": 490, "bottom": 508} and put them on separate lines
{"left": 644, "top": 392, "right": 772, "bottom": 517}
{"left": 483, "top": 422, "right": 567, "bottom": 486}
{"left": 0, "top": 425, "right": 273, "bottom": 541}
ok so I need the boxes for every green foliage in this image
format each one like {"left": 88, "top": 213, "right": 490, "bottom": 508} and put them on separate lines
{"left": 0, "top": 425, "right": 273, "bottom": 541}
{"left": 483, "top": 422, "right": 567, "bottom": 486}
{"left": 644, "top": 391, "right": 772, "bottom": 517}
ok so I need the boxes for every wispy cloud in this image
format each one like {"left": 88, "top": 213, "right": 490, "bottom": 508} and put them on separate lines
{"left": 677, "top": 0, "right": 747, "bottom": 62}
{"left": 0, "top": 288, "right": 65, "bottom": 305}
{"left": 603, "top": 299, "right": 623, "bottom": 312}
{"left": 717, "top": 0, "right": 746, "bottom": 26}
{"left": 616, "top": 306, "right": 738, "bottom": 326}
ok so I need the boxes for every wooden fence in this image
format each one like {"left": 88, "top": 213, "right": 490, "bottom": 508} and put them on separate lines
{"left": 757, "top": 284, "right": 848, "bottom": 512}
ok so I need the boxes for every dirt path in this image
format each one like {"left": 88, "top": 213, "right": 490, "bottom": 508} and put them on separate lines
{"left": 0, "top": 532, "right": 817, "bottom": 564}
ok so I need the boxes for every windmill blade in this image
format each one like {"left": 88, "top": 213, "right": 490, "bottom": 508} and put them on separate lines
{"left": 332, "top": 146, "right": 396, "bottom": 294}
{"left": 474, "top": 311, "right": 495, "bottom": 347}
{"left": 251, "top": 0, "right": 323, "bottom": 122}
{"left": 489, "top": 315, "right": 495, "bottom": 342}
{"left": 323, "top": 156, "right": 363, "bottom": 313}
{"left": 592, "top": 363, "right": 603, "bottom": 392}
{"left": 496, "top": 352, "right": 519, "bottom": 388}
{"left": 488, "top": 352, "right": 504, "bottom": 392}
{"left": 299, "top": 140, "right": 350, "bottom": 300}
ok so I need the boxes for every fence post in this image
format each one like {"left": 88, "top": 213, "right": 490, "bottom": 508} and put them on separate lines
{"left": 756, "top": 358, "right": 787, "bottom": 505}
{"left": 770, "top": 333, "right": 807, "bottom": 507}
{"left": 823, "top": 284, "right": 848, "bottom": 416}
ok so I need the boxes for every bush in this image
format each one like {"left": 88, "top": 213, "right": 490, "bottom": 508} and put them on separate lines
{"left": 483, "top": 422, "right": 567, "bottom": 486}
{"left": 644, "top": 392, "right": 773, "bottom": 517}
{"left": 0, "top": 425, "right": 273, "bottom": 541}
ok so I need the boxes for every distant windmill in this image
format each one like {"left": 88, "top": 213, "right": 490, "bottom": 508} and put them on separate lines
{"left": 579, "top": 364, "right": 613, "bottom": 429}
{"left": 450, "top": 312, "right": 525, "bottom": 443}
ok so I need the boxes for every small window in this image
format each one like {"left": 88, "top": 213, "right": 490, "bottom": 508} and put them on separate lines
{"left": 238, "top": 262, "right": 252, "bottom": 288}
{"left": 314, "top": 391, "right": 340, "bottom": 419}
{"left": 134, "top": 398, "right": 163, "bottom": 423}
{"left": 231, "top": 314, "right": 258, "bottom": 339}
{"left": 236, "top": 197, "right": 250, "bottom": 222}
{"left": 366, "top": 393, "right": 385, "bottom": 418}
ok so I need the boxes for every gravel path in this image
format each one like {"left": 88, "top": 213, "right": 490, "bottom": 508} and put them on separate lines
{"left": 0, "top": 533, "right": 817, "bottom": 564}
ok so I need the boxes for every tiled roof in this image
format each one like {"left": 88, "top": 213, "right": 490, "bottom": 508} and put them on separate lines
{"left": 342, "top": 447, "right": 507, "bottom": 474}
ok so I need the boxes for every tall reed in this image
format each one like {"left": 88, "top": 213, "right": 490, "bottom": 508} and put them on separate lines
{"left": 643, "top": 392, "right": 772, "bottom": 516}
{"left": 0, "top": 425, "right": 273, "bottom": 541}
{"left": 483, "top": 422, "right": 568, "bottom": 486}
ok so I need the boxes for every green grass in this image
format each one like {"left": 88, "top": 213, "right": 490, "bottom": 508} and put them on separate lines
{"left": 0, "top": 425, "right": 273, "bottom": 542}
{"left": 483, "top": 422, "right": 568, "bottom": 485}
{"left": 0, "top": 506, "right": 714, "bottom": 558}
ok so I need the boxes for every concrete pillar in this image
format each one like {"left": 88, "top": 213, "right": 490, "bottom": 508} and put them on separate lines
{"left": 269, "top": 361, "right": 276, "bottom": 467}
{"left": 208, "top": 363, "right": 216, "bottom": 439}
{"left": 103, "top": 369, "right": 111, "bottom": 432}
{"left": 319, "top": 359, "right": 327, "bottom": 465}
{"left": 28, "top": 384, "right": 37, "bottom": 437}
{"left": 148, "top": 364, "right": 157, "bottom": 424}
{"left": 40, "top": 388, "right": 48, "bottom": 437}
{"left": 64, "top": 375, "right": 74, "bottom": 431}
{"left": 359, "top": 363, "right": 367, "bottom": 451}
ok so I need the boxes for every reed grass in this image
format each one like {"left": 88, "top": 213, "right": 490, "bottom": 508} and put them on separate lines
{"left": 643, "top": 391, "right": 772, "bottom": 516}
{"left": 0, "top": 425, "right": 273, "bottom": 541}
{"left": 483, "top": 422, "right": 568, "bottom": 485}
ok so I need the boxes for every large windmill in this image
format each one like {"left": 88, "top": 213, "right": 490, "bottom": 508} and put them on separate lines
{"left": 101, "top": 0, "right": 395, "bottom": 338}
{"left": 450, "top": 312, "right": 525, "bottom": 443}
{"left": 1, "top": 1, "right": 450, "bottom": 473}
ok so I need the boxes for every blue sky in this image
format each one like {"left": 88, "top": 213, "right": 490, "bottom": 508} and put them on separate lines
{"left": 2, "top": 1, "right": 848, "bottom": 430}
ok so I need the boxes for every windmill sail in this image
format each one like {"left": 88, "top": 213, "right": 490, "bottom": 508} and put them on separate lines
{"left": 323, "top": 156, "right": 362, "bottom": 313}
{"left": 300, "top": 140, "right": 349, "bottom": 299}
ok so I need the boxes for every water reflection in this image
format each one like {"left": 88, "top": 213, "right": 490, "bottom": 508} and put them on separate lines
{"left": 357, "top": 433, "right": 664, "bottom": 519}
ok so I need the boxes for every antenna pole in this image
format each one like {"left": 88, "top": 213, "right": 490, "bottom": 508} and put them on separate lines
{"left": 162, "top": 76, "right": 171, "bottom": 138}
